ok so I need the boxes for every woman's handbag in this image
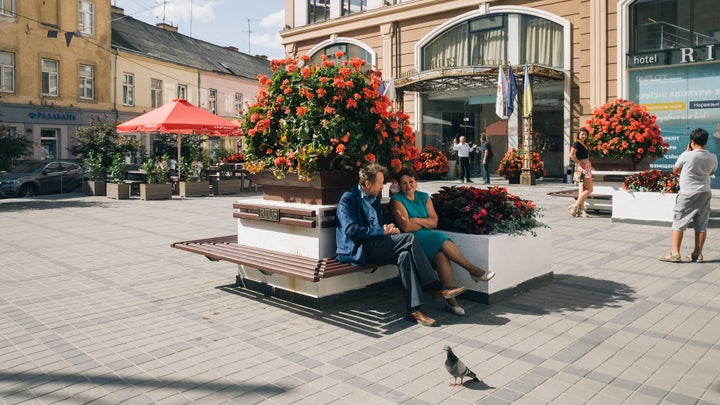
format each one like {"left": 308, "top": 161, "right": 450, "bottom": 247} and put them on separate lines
{"left": 573, "top": 164, "right": 584, "bottom": 183}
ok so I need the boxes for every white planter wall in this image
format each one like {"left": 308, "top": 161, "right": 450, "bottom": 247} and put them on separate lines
{"left": 612, "top": 190, "right": 676, "bottom": 225}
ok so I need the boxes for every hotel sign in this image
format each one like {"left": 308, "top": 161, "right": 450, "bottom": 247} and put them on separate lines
{"left": 627, "top": 44, "right": 717, "bottom": 68}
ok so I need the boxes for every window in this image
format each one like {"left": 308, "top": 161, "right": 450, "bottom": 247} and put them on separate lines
{"left": 630, "top": 0, "right": 718, "bottom": 52}
{"left": 177, "top": 84, "right": 187, "bottom": 100}
{"left": 0, "top": 51, "right": 14, "bottom": 92}
{"left": 79, "top": 64, "right": 94, "bottom": 100}
{"left": 122, "top": 73, "right": 134, "bottom": 106}
{"left": 342, "top": 0, "right": 366, "bottom": 16}
{"left": 151, "top": 78, "right": 162, "bottom": 108}
{"left": 208, "top": 89, "right": 217, "bottom": 114}
{"left": 234, "top": 93, "right": 243, "bottom": 117}
{"left": 308, "top": 0, "right": 330, "bottom": 23}
{"left": 0, "top": 0, "right": 15, "bottom": 16}
{"left": 78, "top": 1, "right": 94, "bottom": 35}
{"left": 308, "top": 43, "right": 373, "bottom": 68}
{"left": 41, "top": 59, "right": 59, "bottom": 96}
{"left": 421, "top": 13, "right": 563, "bottom": 70}
{"left": 40, "top": 129, "right": 58, "bottom": 160}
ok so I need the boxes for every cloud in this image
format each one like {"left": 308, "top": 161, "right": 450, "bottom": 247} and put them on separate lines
{"left": 154, "top": 0, "right": 219, "bottom": 25}
{"left": 259, "top": 9, "right": 284, "bottom": 29}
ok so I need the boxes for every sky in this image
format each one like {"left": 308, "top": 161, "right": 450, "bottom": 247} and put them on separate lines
{"left": 112, "top": 0, "right": 286, "bottom": 60}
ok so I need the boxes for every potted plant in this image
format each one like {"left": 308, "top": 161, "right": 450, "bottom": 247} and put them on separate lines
{"left": 497, "top": 147, "right": 544, "bottom": 183}
{"left": 83, "top": 151, "right": 106, "bottom": 196}
{"left": 612, "top": 169, "right": 678, "bottom": 225}
{"left": 414, "top": 146, "right": 449, "bottom": 179}
{"left": 139, "top": 155, "right": 172, "bottom": 200}
{"left": 106, "top": 153, "right": 130, "bottom": 200}
{"left": 178, "top": 157, "right": 208, "bottom": 198}
{"left": 585, "top": 99, "right": 668, "bottom": 171}
{"left": 239, "top": 52, "right": 418, "bottom": 203}
{"left": 431, "top": 185, "right": 551, "bottom": 303}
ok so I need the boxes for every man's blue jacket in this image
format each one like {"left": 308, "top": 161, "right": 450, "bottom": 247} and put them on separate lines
{"left": 335, "top": 185, "right": 386, "bottom": 266}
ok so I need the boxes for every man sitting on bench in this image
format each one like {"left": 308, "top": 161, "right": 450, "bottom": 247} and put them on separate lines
{"left": 335, "top": 163, "right": 466, "bottom": 327}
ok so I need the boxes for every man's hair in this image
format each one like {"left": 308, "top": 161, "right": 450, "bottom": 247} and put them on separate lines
{"left": 690, "top": 128, "right": 709, "bottom": 147}
{"left": 359, "top": 163, "right": 386, "bottom": 185}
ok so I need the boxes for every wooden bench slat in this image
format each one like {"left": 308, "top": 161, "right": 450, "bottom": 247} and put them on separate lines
{"left": 171, "top": 235, "right": 374, "bottom": 283}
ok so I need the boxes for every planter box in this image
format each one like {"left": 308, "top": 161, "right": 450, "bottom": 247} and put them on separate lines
{"left": 179, "top": 181, "right": 209, "bottom": 198}
{"left": 247, "top": 170, "right": 357, "bottom": 204}
{"left": 106, "top": 182, "right": 130, "bottom": 200}
{"left": 445, "top": 227, "right": 553, "bottom": 304}
{"left": 214, "top": 179, "right": 242, "bottom": 195}
{"left": 612, "top": 189, "right": 676, "bottom": 225}
{"left": 140, "top": 183, "right": 172, "bottom": 200}
{"left": 84, "top": 180, "right": 106, "bottom": 196}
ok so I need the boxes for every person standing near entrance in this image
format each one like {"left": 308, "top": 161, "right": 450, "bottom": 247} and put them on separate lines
{"left": 480, "top": 134, "right": 493, "bottom": 184}
{"left": 659, "top": 128, "right": 717, "bottom": 263}
{"left": 568, "top": 128, "right": 593, "bottom": 218}
{"left": 453, "top": 136, "right": 476, "bottom": 183}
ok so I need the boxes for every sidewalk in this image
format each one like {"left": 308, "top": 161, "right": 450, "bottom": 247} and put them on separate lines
{"left": 0, "top": 179, "right": 718, "bottom": 404}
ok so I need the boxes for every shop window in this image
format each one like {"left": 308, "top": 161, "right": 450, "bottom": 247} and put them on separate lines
{"left": 79, "top": 64, "right": 94, "bottom": 100}
{"left": 0, "top": 51, "right": 14, "bottom": 92}
{"left": 40, "top": 129, "right": 58, "bottom": 160}
{"left": 41, "top": 59, "right": 59, "bottom": 97}
{"left": 123, "top": 73, "right": 134, "bottom": 106}
{"left": 630, "top": 0, "right": 719, "bottom": 52}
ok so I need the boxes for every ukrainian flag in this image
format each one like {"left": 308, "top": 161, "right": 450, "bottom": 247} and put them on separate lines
{"left": 523, "top": 64, "right": 533, "bottom": 118}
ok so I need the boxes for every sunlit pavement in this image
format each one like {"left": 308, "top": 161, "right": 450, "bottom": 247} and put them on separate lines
{"left": 0, "top": 178, "right": 719, "bottom": 404}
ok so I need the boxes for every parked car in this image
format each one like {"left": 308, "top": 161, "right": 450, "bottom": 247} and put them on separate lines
{"left": 0, "top": 160, "right": 84, "bottom": 198}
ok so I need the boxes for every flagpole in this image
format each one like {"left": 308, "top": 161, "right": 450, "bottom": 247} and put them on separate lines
{"left": 520, "top": 64, "right": 536, "bottom": 186}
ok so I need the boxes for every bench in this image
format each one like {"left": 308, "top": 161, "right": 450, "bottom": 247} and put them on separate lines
{"left": 171, "top": 235, "right": 378, "bottom": 282}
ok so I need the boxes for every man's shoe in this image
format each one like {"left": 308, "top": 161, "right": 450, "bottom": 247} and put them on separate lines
{"left": 406, "top": 309, "right": 439, "bottom": 327}
{"left": 439, "top": 286, "right": 466, "bottom": 299}
{"left": 466, "top": 179, "right": 473, "bottom": 183}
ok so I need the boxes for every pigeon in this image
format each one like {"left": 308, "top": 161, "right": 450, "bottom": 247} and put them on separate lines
{"left": 442, "top": 345, "right": 479, "bottom": 386}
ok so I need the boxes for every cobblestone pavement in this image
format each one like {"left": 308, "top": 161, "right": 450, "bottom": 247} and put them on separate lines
{"left": 1, "top": 178, "right": 719, "bottom": 404}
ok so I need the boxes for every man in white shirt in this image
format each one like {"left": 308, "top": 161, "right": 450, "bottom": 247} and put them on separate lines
{"left": 453, "top": 136, "right": 476, "bottom": 183}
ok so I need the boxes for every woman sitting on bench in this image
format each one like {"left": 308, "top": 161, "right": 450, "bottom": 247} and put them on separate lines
{"left": 390, "top": 168, "right": 495, "bottom": 317}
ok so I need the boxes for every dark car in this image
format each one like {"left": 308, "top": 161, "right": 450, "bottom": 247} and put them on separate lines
{"left": 0, "top": 160, "right": 84, "bottom": 198}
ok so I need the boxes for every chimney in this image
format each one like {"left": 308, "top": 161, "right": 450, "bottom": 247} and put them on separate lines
{"left": 111, "top": 6, "right": 125, "bottom": 15}
{"left": 156, "top": 22, "right": 178, "bottom": 33}
{"left": 225, "top": 46, "right": 238, "bottom": 52}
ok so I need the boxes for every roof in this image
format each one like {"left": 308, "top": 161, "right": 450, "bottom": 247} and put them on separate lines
{"left": 111, "top": 12, "right": 271, "bottom": 81}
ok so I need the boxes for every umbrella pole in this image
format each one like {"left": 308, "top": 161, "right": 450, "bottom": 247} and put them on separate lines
{"left": 177, "top": 135, "right": 182, "bottom": 180}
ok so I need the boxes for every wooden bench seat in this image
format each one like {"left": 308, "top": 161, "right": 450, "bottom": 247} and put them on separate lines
{"left": 171, "top": 235, "right": 377, "bottom": 282}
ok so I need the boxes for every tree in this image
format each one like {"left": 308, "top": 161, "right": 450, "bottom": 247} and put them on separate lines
{"left": 69, "top": 115, "right": 123, "bottom": 172}
{"left": 0, "top": 123, "right": 33, "bottom": 171}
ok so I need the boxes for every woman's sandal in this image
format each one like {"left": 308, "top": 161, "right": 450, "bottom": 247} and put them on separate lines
{"left": 444, "top": 299, "right": 465, "bottom": 316}
{"left": 471, "top": 271, "right": 496, "bottom": 282}
{"left": 686, "top": 253, "right": 704, "bottom": 263}
{"left": 659, "top": 253, "right": 681, "bottom": 263}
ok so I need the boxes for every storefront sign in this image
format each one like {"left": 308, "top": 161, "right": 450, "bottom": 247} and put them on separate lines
{"left": 627, "top": 44, "right": 717, "bottom": 68}
{"left": 27, "top": 111, "right": 78, "bottom": 121}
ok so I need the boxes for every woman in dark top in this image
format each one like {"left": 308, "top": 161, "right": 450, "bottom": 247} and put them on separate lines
{"left": 569, "top": 128, "right": 593, "bottom": 217}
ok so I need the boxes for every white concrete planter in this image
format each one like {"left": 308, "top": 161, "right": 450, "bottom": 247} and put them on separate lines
{"left": 445, "top": 227, "right": 553, "bottom": 304}
{"left": 611, "top": 189, "right": 676, "bottom": 225}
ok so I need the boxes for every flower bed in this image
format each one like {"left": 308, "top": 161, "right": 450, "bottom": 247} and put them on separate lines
{"left": 432, "top": 185, "right": 544, "bottom": 236}
{"left": 413, "top": 146, "right": 449, "bottom": 178}
{"left": 497, "top": 147, "right": 544, "bottom": 183}
{"left": 622, "top": 169, "right": 679, "bottom": 193}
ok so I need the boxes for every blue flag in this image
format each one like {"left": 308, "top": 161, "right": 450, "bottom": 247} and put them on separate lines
{"left": 506, "top": 64, "right": 518, "bottom": 118}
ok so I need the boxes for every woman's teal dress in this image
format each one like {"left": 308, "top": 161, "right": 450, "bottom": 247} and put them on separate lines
{"left": 391, "top": 191, "right": 449, "bottom": 260}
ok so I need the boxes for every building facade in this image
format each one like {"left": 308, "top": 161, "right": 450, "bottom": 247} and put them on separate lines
{"left": 280, "top": 0, "right": 719, "bottom": 187}
{"left": 0, "top": 1, "right": 270, "bottom": 162}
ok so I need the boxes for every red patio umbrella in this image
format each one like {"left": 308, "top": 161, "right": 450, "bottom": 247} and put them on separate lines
{"left": 116, "top": 98, "right": 242, "bottom": 177}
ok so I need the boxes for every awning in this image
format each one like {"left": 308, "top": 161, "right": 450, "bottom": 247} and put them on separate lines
{"left": 394, "top": 64, "right": 564, "bottom": 93}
